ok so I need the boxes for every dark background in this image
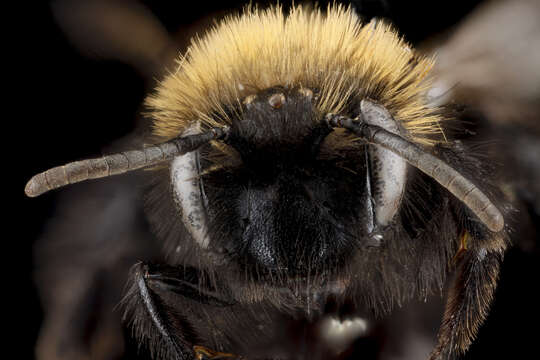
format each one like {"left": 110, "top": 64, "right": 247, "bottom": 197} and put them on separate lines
{"left": 15, "top": 1, "right": 539, "bottom": 359}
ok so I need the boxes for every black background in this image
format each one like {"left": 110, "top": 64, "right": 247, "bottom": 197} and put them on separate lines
{"left": 14, "top": 1, "right": 539, "bottom": 359}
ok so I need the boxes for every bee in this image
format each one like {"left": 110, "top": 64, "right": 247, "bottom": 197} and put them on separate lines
{"left": 27, "top": 3, "right": 516, "bottom": 360}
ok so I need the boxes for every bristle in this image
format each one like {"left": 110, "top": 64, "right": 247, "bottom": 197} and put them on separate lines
{"left": 147, "top": 4, "right": 445, "bottom": 145}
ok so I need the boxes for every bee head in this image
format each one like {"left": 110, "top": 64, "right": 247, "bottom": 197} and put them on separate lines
{"left": 203, "top": 87, "right": 374, "bottom": 280}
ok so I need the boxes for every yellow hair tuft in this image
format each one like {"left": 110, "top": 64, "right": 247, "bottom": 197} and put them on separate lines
{"left": 147, "top": 4, "right": 445, "bottom": 145}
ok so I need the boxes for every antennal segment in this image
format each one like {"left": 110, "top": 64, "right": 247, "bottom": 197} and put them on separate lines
{"left": 25, "top": 127, "right": 229, "bottom": 198}
{"left": 325, "top": 113, "right": 504, "bottom": 233}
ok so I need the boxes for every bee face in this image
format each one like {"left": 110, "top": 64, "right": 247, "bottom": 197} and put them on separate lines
{"left": 202, "top": 87, "right": 373, "bottom": 279}
{"left": 27, "top": 4, "right": 516, "bottom": 359}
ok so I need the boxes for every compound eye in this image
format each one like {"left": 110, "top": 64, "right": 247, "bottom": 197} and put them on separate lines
{"left": 361, "top": 100, "right": 408, "bottom": 227}
{"left": 170, "top": 122, "right": 210, "bottom": 248}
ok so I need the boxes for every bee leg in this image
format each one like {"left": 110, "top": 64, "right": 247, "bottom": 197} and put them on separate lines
{"left": 430, "top": 245, "right": 505, "bottom": 360}
{"left": 193, "top": 345, "right": 243, "bottom": 359}
{"left": 123, "top": 262, "right": 236, "bottom": 360}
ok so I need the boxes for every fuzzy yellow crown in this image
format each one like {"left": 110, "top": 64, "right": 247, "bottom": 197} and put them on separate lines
{"left": 147, "top": 4, "right": 444, "bottom": 145}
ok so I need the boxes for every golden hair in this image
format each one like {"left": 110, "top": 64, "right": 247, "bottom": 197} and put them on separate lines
{"left": 147, "top": 4, "right": 445, "bottom": 145}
